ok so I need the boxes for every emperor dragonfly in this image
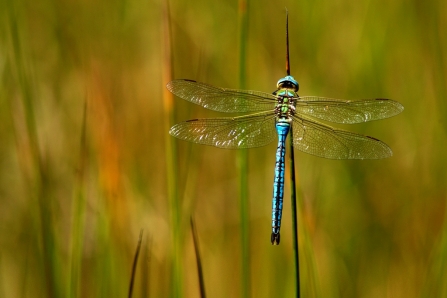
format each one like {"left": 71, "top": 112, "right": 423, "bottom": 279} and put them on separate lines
{"left": 167, "top": 75, "right": 403, "bottom": 244}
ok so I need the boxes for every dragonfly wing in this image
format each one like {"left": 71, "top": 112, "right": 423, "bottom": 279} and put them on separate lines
{"left": 170, "top": 112, "right": 277, "bottom": 149}
{"left": 167, "top": 79, "right": 277, "bottom": 113}
{"left": 291, "top": 115, "right": 392, "bottom": 159}
{"left": 296, "top": 97, "right": 404, "bottom": 124}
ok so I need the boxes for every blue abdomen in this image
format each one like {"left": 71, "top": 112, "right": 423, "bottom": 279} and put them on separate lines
{"left": 271, "top": 121, "right": 290, "bottom": 245}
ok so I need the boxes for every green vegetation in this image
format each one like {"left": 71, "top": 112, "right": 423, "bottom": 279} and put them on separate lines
{"left": 0, "top": 0, "right": 446, "bottom": 297}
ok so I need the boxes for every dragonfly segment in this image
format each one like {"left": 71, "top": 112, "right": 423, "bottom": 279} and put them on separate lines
{"left": 167, "top": 75, "right": 404, "bottom": 244}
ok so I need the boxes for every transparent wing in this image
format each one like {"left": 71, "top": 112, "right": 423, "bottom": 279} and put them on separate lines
{"left": 296, "top": 97, "right": 404, "bottom": 124}
{"left": 167, "top": 79, "right": 277, "bottom": 113}
{"left": 170, "top": 112, "right": 277, "bottom": 149}
{"left": 291, "top": 115, "right": 392, "bottom": 159}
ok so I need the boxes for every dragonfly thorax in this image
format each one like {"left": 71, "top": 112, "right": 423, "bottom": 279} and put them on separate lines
{"left": 275, "top": 90, "right": 297, "bottom": 120}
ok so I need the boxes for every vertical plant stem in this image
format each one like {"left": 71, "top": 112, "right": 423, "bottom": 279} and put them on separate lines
{"left": 422, "top": 194, "right": 447, "bottom": 297}
{"left": 128, "top": 230, "right": 144, "bottom": 298}
{"left": 6, "top": 2, "right": 62, "bottom": 297}
{"left": 162, "top": 0, "right": 182, "bottom": 297}
{"left": 69, "top": 99, "right": 88, "bottom": 298}
{"left": 140, "top": 235, "right": 151, "bottom": 297}
{"left": 237, "top": 1, "right": 250, "bottom": 298}
{"left": 289, "top": 126, "right": 301, "bottom": 298}
{"left": 285, "top": 10, "right": 300, "bottom": 297}
{"left": 190, "top": 217, "right": 206, "bottom": 298}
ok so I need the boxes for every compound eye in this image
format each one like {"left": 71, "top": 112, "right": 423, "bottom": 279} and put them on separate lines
{"left": 276, "top": 76, "right": 299, "bottom": 91}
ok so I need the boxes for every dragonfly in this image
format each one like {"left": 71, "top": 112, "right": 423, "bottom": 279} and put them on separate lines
{"left": 167, "top": 16, "right": 404, "bottom": 245}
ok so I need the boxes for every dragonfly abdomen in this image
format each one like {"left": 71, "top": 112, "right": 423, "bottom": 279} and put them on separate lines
{"left": 271, "top": 120, "right": 290, "bottom": 245}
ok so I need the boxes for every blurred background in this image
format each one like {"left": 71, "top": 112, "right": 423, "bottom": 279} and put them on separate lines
{"left": 0, "top": 0, "right": 446, "bottom": 297}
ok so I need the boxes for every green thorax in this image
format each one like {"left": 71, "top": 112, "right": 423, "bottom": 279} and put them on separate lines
{"left": 275, "top": 88, "right": 297, "bottom": 119}
{"left": 274, "top": 75, "right": 299, "bottom": 120}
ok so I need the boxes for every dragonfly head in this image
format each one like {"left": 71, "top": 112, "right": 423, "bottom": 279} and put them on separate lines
{"left": 277, "top": 75, "right": 299, "bottom": 91}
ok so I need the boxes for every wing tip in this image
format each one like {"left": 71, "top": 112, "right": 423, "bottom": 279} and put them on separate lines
{"left": 376, "top": 98, "right": 405, "bottom": 114}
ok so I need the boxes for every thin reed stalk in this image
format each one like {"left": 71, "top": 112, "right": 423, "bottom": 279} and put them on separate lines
{"left": 237, "top": 1, "right": 250, "bottom": 298}
{"left": 285, "top": 10, "right": 301, "bottom": 297}
{"left": 128, "top": 230, "right": 144, "bottom": 298}
{"left": 140, "top": 235, "right": 151, "bottom": 297}
{"left": 289, "top": 127, "right": 301, "bottom": 298}
{"left": 190, "top": 217, "right": 206, "bottom": 298}
{"left": 161, "top": 0, "right": 182, "bottom": 297}
{"left": 6, "top": 2, "right": 63, "bottom": 297}
{"left": 68, "top": 99, "right": 88, "bottom": 298}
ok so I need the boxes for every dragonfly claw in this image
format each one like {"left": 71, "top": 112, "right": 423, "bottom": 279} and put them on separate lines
{"left": 271, "top": 232, "right": 280, "bottom": 245}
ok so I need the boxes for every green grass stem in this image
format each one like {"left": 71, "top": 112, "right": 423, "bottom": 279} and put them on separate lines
{"left": 6, "top": 2, "right": 63, "bottom": 297}
{"left": 289, "top": 126, "right": 301, "bottom": 298}
{"left": 140, "top": 235, "right": 151, "bottom": 297}
{"left": 128, "top": 230, "right": 143, "bottom": 298}
{"left": 162, "top": 1, "right": 182, "bottom": 296}
{"left": 237, "top": 1, "right": 250, "bottom": 298}
{"left": 68, "top": 99, "right": 88, "bottom": 298}
{"left": 190, "top": 217, "right": 206, "bottom": 298}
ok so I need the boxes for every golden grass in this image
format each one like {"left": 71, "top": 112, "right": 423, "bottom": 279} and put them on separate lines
{"left": 0, "top": 0, "right": 446, "bottom": 297}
